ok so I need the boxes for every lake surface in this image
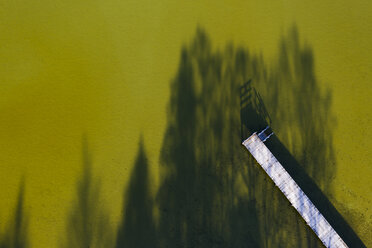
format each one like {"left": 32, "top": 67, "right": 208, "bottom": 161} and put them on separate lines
{"left": 0, "top": 0, "right": 371, "bottom": 247}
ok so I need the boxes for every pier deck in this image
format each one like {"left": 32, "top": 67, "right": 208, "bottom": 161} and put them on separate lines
{"left": 242, "top": 132, "right": 348, "bottom": 248}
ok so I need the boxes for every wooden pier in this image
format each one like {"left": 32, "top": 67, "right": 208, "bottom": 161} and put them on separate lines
{"left": 242, "top": 128, "right": 348, "bottom": 248}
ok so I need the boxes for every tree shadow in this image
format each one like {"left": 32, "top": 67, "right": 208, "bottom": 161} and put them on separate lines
{"left": 0, "top": 180, "right": 29, "bottom": 248}
{"left": 156, "top": 28, "right": 265, "bottom": 247}
{"left": 115, "top": 137, "right": 157, "bottom": 248}
{"left": 61, "top": 137, "right": 114, "bottom": 248}
{"left": 154, "top": 26, "right": 365, "bottom": 247}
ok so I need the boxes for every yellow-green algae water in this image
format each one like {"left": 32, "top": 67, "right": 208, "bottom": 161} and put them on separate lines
{"left": 0, "top": 0, "right": 371, "bottom": 247}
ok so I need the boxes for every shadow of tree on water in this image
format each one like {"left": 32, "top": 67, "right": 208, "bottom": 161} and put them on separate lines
{"left": 58, "top": 26, "right": 365, "bottom": 248}
{"left": 154, "top": 26, "right": 364, "bottom": 247}
{"left": 61, "top": 137, "right": 114, "bottom": 248}
{"left": 155, "top": 29, "right": 264, "bottom": 247}
{"left": 0, "top": 181, "right": 29, "bottom": 248}
{"left": 116, "top": 137, "right": 157, "bottom": 248}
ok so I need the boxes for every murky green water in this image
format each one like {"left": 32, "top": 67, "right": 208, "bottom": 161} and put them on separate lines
{"left": 0, "top": 0, "right": 371, "bottom": 247}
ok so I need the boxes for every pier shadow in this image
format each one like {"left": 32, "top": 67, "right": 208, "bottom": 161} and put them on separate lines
{"left": 240, "top": 71, "right": 365, "bottom": 247}
{"left": 0, "top": 181, "right": 29, "bottom": 248}
{"left": 265, "top": 135, "right": 366, "bottom": 248}
{"left": 61, "top": 137, "right": 114, "bottom": 248}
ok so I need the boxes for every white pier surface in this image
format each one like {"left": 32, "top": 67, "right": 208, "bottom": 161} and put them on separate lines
{"left": 242, "top": 133, "right": 348, "bottom": 248}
